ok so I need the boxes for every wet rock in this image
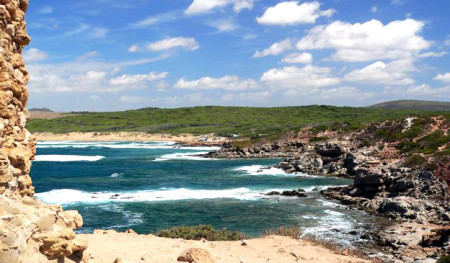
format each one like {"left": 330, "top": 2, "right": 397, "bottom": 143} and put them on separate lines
{"left": 266, "top": 189, "right": 306, "bottom": 198}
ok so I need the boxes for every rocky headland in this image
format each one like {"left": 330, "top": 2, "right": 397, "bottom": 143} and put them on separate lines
{"left": 205, "top": 117, "right": 450, "bottom": 262}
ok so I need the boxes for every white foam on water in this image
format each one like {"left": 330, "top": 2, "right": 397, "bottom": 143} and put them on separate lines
{"left": 234, "top": 165, "right": 291, "bottom": 176}
{"left": 302, "top": 209, "right": 354, "bottom": 243}
{"left": 35, "top": 187, "right": 295, "bottom": 205}
{"left": 102, "top": 204, "right": 144, "bottom": 227}
{"left": 153, "top": 152, "right": 211, "bottom": 162}
{"left": 317, "top": 199, "right": 346, "bottom": 208}
{"left": 34, "top": 155, "right": 105, "bottom": 162}
{"left": 110, "top": 173, "right": 124, "bottom": 178}
{"left": 234, "top": 165, "right": 322, "bottom": 178}
{"left": 36, "top": 141, "right": 219, "bottom": 151}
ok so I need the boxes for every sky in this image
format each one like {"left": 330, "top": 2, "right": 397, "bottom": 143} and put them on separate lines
{"left": 24, "top": 0, "right": 450, "bottom": 112}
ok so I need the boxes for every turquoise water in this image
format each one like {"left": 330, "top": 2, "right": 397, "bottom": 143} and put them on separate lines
{"left": 32, "top": 141, "right": 383, "bottom": 247}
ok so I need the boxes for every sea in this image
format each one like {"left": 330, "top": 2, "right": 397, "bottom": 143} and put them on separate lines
{"left": 31, "top": 141, "right": 387, "bottom": 247}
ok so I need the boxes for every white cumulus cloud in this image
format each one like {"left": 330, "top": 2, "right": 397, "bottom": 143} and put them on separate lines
{"left": 296, "top": 19, "right": 431, "bottom": 61}
{"left": 256, "top": 1, "right": 335, "bottom": 26}
{"left": 261, "top": 65, "right": 340, "bottom": 89}
{"left": 405, "top": 85, "right": 450, "bottom": 97}
{"left": 185, "top": 0, "right": 253, "bottom": 15}
{"left": 344, "top": 59, "right": 415, "bottom": 85}
{"left": 207, "top": 19, "right": 239, "bottom": 32}
{"left": 110, "top": 72, "right": 169, "bottom": 86}
{"left": 174, "top": 75, "right": 259, "bottom": 91}
{"left": 433, "top": 73, "right": 450, "bottom": 83}
{"left": 147, "top": 37, "right": 199, "bottom": 52}
{"left": 282, "top": 52, "right": 313, "bottom": 64}
{"left": 23, "top": 48, "right": 49, "bottom": 63}
{"left": 253, "top": 39, "right": 292, "bottom": 58}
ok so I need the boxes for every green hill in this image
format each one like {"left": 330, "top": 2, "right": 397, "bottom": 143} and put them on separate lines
{"left": 27, "top": 105, "right": 448, "bottom": 139}
{"left": 370, "top": 100, "right": 450, "bottom": 111}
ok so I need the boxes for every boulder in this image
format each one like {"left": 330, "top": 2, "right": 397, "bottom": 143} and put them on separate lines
{"left": 354, "top": 170, "right": 384, "bottom": 187}
{"left": 59, "top": 210, "right": 84, "bottom": 229}
{"left": 177, "top": 248, "right": 216, "bottom": 263}
{"left": 420, "top": 228, "right": 450, "bottom": 247}
{"left": 378, "top": 197, "right": 424, "bottom": 219}
{"left": 343, "top": 153, "right": 358, "bottom": 175}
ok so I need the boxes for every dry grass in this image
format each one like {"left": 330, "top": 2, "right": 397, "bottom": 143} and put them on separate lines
{"left": 301, "top": 234, "right": 380, "bottom": 262}
{"left": 264, "top": 228, "right": 377, "bottom": 261}
{"left": 264, "top": 226, "right": 302, "bottom": 239}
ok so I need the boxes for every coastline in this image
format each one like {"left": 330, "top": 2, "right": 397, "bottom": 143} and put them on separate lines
{"left": 33, "top": 132, "right": 228, "bottom": 146}
{"left": 81, "top": 231, "right": 370, "bottom": 263}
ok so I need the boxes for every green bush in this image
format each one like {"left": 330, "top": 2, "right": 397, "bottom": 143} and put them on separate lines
{"left": 157, "top": 225, "right": 244, "bottom": 241}
{"left": 437, "top": 255, "right": 450, "bottom": 263}
{"left": 358, "top": 140, "right": 371, "bottom": 148}
{"left": 404, "top": 154, "right": 426, "bottom": 167}
{"left": 398, "top": 130, "right": 450, "bottom": 154}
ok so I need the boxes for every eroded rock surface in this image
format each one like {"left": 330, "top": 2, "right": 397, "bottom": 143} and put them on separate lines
{"left": 0, "top": 1, "right": 87, "bottom": 262}
{"left": 177, "top": 248, "right": 217, "bottom": 263}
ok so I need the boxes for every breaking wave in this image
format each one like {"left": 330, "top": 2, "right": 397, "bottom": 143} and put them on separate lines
{"left": 34, "top": 155, "right": 105, "bottom": 162}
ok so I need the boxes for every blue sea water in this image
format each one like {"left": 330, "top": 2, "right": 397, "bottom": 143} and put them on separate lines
{"left": 31, "top": 141, "right": 385, "bottom": 247}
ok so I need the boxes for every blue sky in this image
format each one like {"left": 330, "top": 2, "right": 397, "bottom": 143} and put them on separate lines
{"left": 24, "top": 0, "right": 450, "bottom": 111}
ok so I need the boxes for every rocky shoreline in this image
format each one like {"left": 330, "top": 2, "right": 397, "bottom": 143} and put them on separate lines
{"left": 204, "top": 140, "right": 450, "bottom": 262}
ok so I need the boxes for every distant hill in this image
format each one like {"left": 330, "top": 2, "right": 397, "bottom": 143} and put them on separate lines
{"left": 29, "top": 107, "right": 54, "bottom": 112}
{"left": 26, "top": 105, "right": 445, "bottom": 137}
{"left": 370, "top": 100, "right": 450, "bottom": 111}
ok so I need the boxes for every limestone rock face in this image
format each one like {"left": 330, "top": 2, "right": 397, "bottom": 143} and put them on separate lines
{"left": 0, "top": 0, "right": 34, "bottom": 197}
{"left": 0, "top": 1, "right": 88, "bottom": 262}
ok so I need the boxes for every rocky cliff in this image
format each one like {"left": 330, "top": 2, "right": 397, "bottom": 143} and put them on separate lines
{"left": 0, "top": 1, "right": 87, "bottom": 262}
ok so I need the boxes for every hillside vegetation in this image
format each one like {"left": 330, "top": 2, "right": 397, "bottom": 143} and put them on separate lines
{"left": 370, "top": 100, "right": 450, "bottom": 111}
{"left": 27, "top": 105, "right": 447, "bottom": 139}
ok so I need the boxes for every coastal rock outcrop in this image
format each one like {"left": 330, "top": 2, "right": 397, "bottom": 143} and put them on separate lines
{"left": 204, "top": 141, "right": 307, "bottom": 159}
{"left": 208, "top": 131, "right": 449, "bottom": 261}
{"left": 0, "top": 1, "right": 87, "bottom": 262}
{"left": 322, "top": 167, "right": 449, "bottom": 222}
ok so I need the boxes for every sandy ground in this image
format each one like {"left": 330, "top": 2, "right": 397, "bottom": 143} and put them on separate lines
{"left": 29, "top": 110, "right": 75, "bottom": 119}
{"left": 81, "top": 231, "right": 369, "bottom": 263}
{"left": 34, "top": 132, "right": 228, "bottom": 145}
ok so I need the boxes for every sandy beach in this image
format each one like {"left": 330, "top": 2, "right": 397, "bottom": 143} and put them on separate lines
{"left": 81, "top": 231, "right": 369, "bottom": 263}
{"left": 34, "top": 132, "right": 228, "bottom": 145}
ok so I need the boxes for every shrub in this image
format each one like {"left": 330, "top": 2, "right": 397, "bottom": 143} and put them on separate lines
{"left": 309, "top": 136, "right": 329, "bottom": 142}
{"left": 264, "top": 226, "right": 302, "bottom": 239}
{"left": 231, "top": 140, "right": 255, "bottom": 149}
{"left": 358, "top": 140, "right": 371, "bottom": 148}
{"left": 157, "top": 225, "right": 244, "bottom": 241}
{"left": 437, "top": 255, "right": 450, "bottom": 263}
{"left": 404, "top": 154, "right": 426, "bottom": 167}
{"left": 302, "top": 234, "right": 368, "bottom": 259}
